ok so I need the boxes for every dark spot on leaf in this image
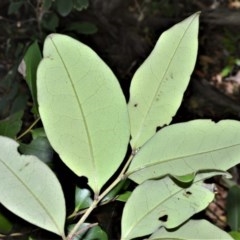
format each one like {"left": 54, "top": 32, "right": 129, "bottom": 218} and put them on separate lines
{"left": 19, "top": 162, "right": 30, "bottom": 172}
{"left": 134, "top": 103, "right": 138, "bottom": 107}
{"left": 159, "top": 215, "right": 168, "bottom": 222}
{"left": 186, "top": 191, "right": 192, "bottom": 195}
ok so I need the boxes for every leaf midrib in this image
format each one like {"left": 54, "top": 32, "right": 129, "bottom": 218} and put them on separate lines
{"left": 129, "top": 142, "right": 240, "bottom": 174}
{"left": 51, "top": 38, "right": 98, "bottom": 192}
{"left": 133, "top": 15, "right": 197, "bottom": 147}
{"left": 0, "top": 156, "right": 61, "bottom": 234}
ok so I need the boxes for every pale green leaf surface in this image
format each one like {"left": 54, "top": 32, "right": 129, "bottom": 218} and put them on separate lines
{"left": 128, "top": 13, "right": 199, "bottom": 148}
{"left": 37, "top": 34, "right": 130, "bottom": 193}
{"left": 0, "top": 136, "right": 65, "bottom": 236}
{"left": 127, "top": 119, "right": 240, "bottom": 184}
{"left": 121, "top": 174, "right": 216, "bottom": 240}
{"left": 149, "top": 219, "right": 233, "bottom": 240}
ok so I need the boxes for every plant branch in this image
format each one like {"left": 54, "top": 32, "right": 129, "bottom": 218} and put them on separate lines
{"left": 67, "top": 152, "right": 135, "bottom": 239}
{"left": 16, "top": 117, "right": 40, "bottom": 140}
{"left": 67, "top": 199, "right": 98, "bottom": 239}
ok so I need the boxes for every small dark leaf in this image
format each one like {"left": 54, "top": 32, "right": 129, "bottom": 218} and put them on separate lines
{"left": 67, "top": 22, "right": 98, "bottom": 35}
{"left": 0, "top": 67, "right": 27, "bottom": 119}
{"left": 20, "top": 41, "right": 42, "bottom": 115}
{"left": 41, "top": 12, "right": 59, "bottom": 32}
{"left": 8, "top": 0, "right": 25, "bottom": 15}
{"left": 0, "top": 111, "right": 23, "bottom": 138}
{"left": 0, "top": 211, "right": 12, "bottom": 234}
{"left": 43, "top": 0, "right": 52, "bottom": 10}
{"left": 226, "top": 185, "right": 240, "bottom": 231}
{"left": 55, "top": 0, "right": 73, "bottom": 16}
{"left": 19, "top": 137, "right": 53, "bottom": 164}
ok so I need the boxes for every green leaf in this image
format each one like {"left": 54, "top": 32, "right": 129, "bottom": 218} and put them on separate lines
{"left": 67, "top": 223, "right": 108, "bottom": 240}
{"left": 55, "top": 0, "right": 73, "bottom": 16}
{"left": 19, "top": 136, "right": 53, "bottom": 164}
{"left": 73, "top": 0, "right": 89, "bottom": 11}
{"left": 0, "top": 136, "right": 66, "bottom": 237}
{"left": 0, "top": 211, "right": 12, "bottom": 234}
{"left": 8, "top": 0, "right": 25, "bottom": 15}
{"left": 121, "top": 172, "right": 219, "bottom": 239}
{"left": 128, "top": 12, "right": 199, "bottom": 148}
{"left": 74, "top": 187, "right": 93, "bottom": 212}
{"left": 227, "top": 185, "right": 240, "bottom": 231}
{"left": 127, "top": 120, "right": 240, "bottom": 184}
{"left": 116, "top": 191, "right": 131, "bottom": 202}
{"left": 149, "top": 219, "right": 234, "bottom": 240}
{"left": 43, "top": 0, "right": 52, "bottom": 10}
{"left": 172, "top": 172, "right": 195, "bottom": 183}
{"left": 41, "top": 12, "right": 59, "bottom": 32}
{"left": 0, "top": 111, "right": 23, "bottom": 138}
{"left": 82, "top": 225, "right": 108, "bottom": 240}
{"left": 31, "top": 128, "right": 47, "bottom": 139}
{"left": 67, "top": 22, "right": 98, "bottom": 35}
{"left": 22, "top": 41, "right": 42, "bottom": 114}
{"left": 37, "top": 34, "right": 130, "bottom": 194}
{"left": 102, "top": 179, "right": 130, "bottom": 203}
{"left": 229, "top": 231, "right": 240, "bottom": 240}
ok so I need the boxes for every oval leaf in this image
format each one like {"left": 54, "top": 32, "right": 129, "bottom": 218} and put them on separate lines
{"left": 55, "top": 0, "right": 73, "bottom": 16}
{"left": 128, "top": 13, "right": 199, "bottom": 148}
{"left": 149, "top": 219, "right": 234, "bottom": 240}
{"left": 127, "top": 120, "right": 240, "bottom": 184}
{"left": 0, "top": 136, "right": 66, "bottom": 236}
{"left": 21, "top": 40, "right": 42, "bottom": 114}
{"left": 121, "top": 174, "right": 215, "bottom": 239}
{"left": 37, "top": 34, "right": 130, "bottom": 193}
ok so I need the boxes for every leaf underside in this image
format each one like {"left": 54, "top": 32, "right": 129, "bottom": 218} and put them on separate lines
{"left": 121, "top": 172, "right": 219, "bottom": 239}
{"left": 128, "top": 12, "right": 199, "bottom": 148}
{"left": 0, "top": 136, "right": 65, "bottom": 236}
{"left": 37, "top": 34, "right": 130, "bottom": 193}
{"left": 127, "top": 119, "right": 240, "bottom": 184}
